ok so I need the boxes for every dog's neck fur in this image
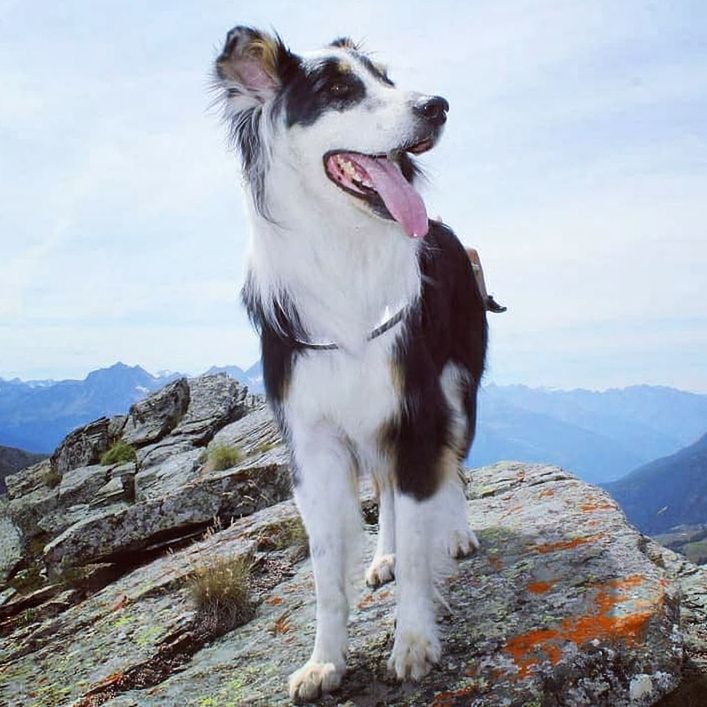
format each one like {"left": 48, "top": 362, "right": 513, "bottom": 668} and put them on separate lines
{"left": 245, "top": 157, "right": 422, "bottom": 354}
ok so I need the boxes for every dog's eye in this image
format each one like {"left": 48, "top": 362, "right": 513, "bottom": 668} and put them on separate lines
{"left": 329, "top": 81, "right": 350, "bottom": 97}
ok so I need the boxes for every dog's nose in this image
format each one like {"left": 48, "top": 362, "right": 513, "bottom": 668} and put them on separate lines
{"left": 414, "top": 95, "right": 449, "bottom": 125}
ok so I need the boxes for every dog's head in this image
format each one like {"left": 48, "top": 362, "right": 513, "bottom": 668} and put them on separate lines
{"left": 214, "top": 27, "right": 448, "bottom": 239}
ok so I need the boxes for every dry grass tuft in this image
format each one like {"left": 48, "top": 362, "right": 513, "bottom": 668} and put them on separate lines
{"left": 207, "top": 443, "right": 243, "bottom": 471}
{"left": 42, "top": 467, "right": 62, "bottom": 489}
{"left": 187, "top": 554, "right": 255, "bottom": 635}
{"left": 256, "top": 516, "right": 309, "bottom": 562}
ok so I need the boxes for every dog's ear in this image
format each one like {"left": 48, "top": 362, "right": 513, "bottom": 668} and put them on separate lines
{"left": 330, "top": 36, "right": 360, "bottom": 51}
{"left": 215, "top": 26, "right": 298, "bottom": 109}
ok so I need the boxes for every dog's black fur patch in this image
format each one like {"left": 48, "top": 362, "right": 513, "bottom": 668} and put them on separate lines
{"left": 385, "top": 221, "right": 487, "bottom": 499}
{"left": 283, "top": 57, "right": 367, "bottom": 128}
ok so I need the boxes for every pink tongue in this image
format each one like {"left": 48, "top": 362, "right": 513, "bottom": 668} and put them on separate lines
{"left": 350, "top": 154, "right": 429, "bottom": 238}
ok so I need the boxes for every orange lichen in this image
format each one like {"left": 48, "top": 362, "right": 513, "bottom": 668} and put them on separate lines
{"left": 272, "top": 613, "right": 290, "bottom": 635}
{"left": 504, "top": 574, "right": 660, "bottom": 678}
{"left": 538, "top": 488, "right": 556, "bottom": 498}
{"left": 431, "top": 683, "right": 479, "bottom": 706}
{"left": 357, "top": 589, "right": 390, "bottom": 610}
{"left": 265, "top": 595, "right": 284, "bottom": 606}
{"left": 579, "top": 500, "right": 615, "bottom": 513}
{"left": 527, "top": 580, "right": 555, "bottom": 594}
{"left": 488, "top": 555, "right": 503, "bottom": 570}
{"left": 111, "top": 594, "right": 129, "bottom": 612}
{"left": 531, "top": 533, "right": 605, "bottom": 554}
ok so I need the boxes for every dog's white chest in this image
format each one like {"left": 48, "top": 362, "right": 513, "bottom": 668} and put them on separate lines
{"left": 286, "top": 333, "right": 400, "bottom": 447}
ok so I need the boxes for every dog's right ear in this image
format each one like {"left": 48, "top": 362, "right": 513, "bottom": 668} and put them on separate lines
{"left": 215, "top": 26, "right": 298, "bottom": 109}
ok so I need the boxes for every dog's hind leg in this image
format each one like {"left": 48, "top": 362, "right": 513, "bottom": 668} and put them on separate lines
{"left": 387, "top": 488, "right": 450, "bottom": 681}
{"left": 439, "top": 363, "right": 480, "bottom": 558}
{"left": 440, "top": 468, "right": 479, "bottom": 558}
{"left": 365, "top": 476, "right": 396, "bottom": 588}
{"left": 288, "top": 422, "right": 361, "bottom": 703}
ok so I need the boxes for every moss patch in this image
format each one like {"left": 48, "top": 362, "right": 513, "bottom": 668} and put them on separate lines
{"left": 100, "top": 440, "right": 137, "bottom": 466}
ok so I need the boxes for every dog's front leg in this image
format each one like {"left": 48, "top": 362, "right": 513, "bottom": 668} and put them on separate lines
{"left": 388, "top": 490, "right": 446, "bottom": 681}
{"left": 288, "top": 424, "right": 360, "bottom": 702}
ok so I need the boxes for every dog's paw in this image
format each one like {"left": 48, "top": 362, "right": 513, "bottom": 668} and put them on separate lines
{"left": 387, "top": 630, "right": 441, "bottom": 681}
{"left": 365, "top": 553, "right": 396, "bottom": 588}
{"left": 288, "top": 661, "right": 344, "bottom": 702}
{"left": 447, "top": 526, "right": 480, "bottom": 559}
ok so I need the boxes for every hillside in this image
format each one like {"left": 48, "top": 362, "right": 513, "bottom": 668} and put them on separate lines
{"left": 0, "top": 445, "right": 46, "bottom": 494}
{"left": 604, "top": 433, "right": 707, "bottom": 535}
{"left": 476, "top": 384, "right": 707, "bottom": 481}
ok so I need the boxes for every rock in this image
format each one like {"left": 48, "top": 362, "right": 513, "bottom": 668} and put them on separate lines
{"left": 3, "top": 462, "right": 704, "bottom": 706}
{"left": 50, "top": 417, "right": 111, "bottom": 476}
{"left": 121, "top": 378, "right": 190, "bottom": 448}
{"left": 4, "top": 459, "right": 52, "bottom": 500}
{"left": 135, "top": 374, "right": 252, "bottom": 467}
{"left": 209, "top": 404, "right": 288, "bottom": 467}
{"left": 91, "top": 476, "right": 130, "bottom": 509}
{"left": 0, "top": 509, "right": 22, "bottom": 581}
{"left": 57, "top": 464, "right": 110, "bottom": 506}
{"left": 43, "top": 460, "right": 291, "bottom": 568}
{"left": 170, "top": 373, "right": 250, "bottom": 444}
{"left": 7, "top": 482, "right": 60, "bottom": 544}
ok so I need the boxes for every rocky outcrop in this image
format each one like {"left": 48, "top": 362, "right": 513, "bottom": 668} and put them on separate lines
{"left": 4, "top": 374, "right": 265, "bottom": 565}
{"left": 2, "top": 450, "right": 706, "bottom": 706}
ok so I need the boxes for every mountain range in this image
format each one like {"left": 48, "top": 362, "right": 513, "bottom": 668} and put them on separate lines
{"left": 1, "top": 363, "right": 706, "bottom": 488}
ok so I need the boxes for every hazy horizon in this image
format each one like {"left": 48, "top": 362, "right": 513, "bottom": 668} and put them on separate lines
{"left": 3, "top": 359, "right": 707, "bottom": 398}
{"left": 2, "top": 1, "right": 706, "bottom": 391}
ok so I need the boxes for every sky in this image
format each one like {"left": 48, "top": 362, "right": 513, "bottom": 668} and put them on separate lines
{"left": 1, "top": 0, "right": 706, "bottom": 391}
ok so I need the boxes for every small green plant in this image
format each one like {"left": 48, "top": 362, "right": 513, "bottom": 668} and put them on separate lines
{"left": 100, "top": 440, "right": 137, "bottom": 466}
{"left": 187, "top": 554, "right": 254, "bottom": 635}
{"left": 42, "top": 467, "right": 62, "bottom": 489}
{"left": 207, "top": 443, "right": 242, "bottom": 471}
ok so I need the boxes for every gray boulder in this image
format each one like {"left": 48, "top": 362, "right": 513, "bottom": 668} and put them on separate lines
{"left": 121, "top": 378, "right": 190, "bottom": 448}
{"left": 50, "top": 417, "right": 112, "bottom": 476}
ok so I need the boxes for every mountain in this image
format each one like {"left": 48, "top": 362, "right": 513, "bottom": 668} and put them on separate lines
{"left": 0, "top": 363, "right": 178, "bottom": 453}
{"left": 472, "top": 384, "right": 707, "bottom": 483}
{"left": 0, "top": 445, "right": 47, "bottom": 494}
{"left": 604, "top": 432, "right": 707, "bottom": 535}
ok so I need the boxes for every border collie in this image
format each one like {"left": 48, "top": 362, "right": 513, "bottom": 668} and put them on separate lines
{"left": 213, "top": 27, "right": 487, "bottom": 702}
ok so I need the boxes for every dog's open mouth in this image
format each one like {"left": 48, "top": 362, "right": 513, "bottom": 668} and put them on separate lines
{"left": 323, "top": 139, "right": 434, "bottom": 238}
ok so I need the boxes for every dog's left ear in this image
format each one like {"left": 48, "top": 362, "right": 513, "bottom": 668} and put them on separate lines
{"left": 215, "top": 26, "right": 298, "bottom": 109}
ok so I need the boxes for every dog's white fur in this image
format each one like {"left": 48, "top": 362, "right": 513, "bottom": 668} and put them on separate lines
{"left": 215, "top": 32, "right": 479, "bottom": 701}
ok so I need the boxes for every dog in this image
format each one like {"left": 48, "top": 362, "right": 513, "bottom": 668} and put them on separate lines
{"left": 213, "top": 26, "right": 487, "bottom": 702}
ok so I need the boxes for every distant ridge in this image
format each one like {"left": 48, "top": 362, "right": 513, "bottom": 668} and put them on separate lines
{"left": 604, "top": 432, "right": 707, "bottom": 534}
